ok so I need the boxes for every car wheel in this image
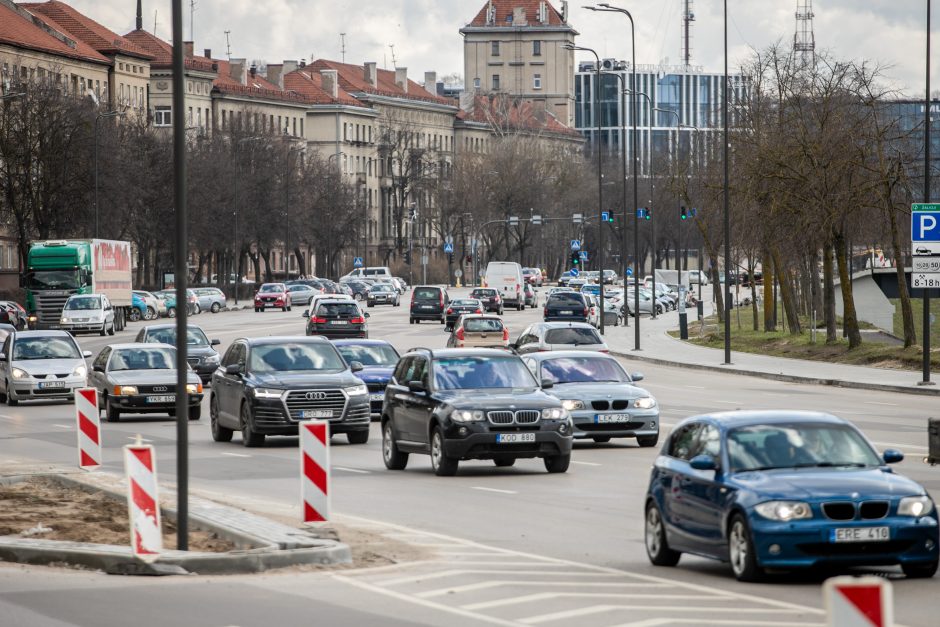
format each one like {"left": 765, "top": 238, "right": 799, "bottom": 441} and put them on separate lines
{"left": 637, "top": 434, "right": 659, "bottom": 447}
{"left": 99, "top": 322, "right": 107, "bottom": 336}
{"left": 493, "top": 458, "right": 516, "bottom": 467}
{"left": 543, "top": 453, "right": 570, "bottom": 473}
{"left": 210, "top": 396, "right": 233, "bottom": 442}
{"left": 592, "top": 436, "right": 611, "bottom": 443}
{"left": 355, "top": 293, "right": 363, "bottom": 301}
{"left": 367, "top": 302, "right": 373, "bottom": 308}
{"left": 728, "top": 514, "right": 764, "bottom": 582}
{"left": 146, "top": 306, "right": 156, "bottom": 321}
{"left": 645, "top": 501, "right": 681, "bottom": 566}
{"left": 430, "top": 427, "right": 458, "bottom": 476}
{"left": 902, "top": 560, "right": 939, "bottom": 578}
{"left": 107, "top": 321, "right": 115, "bottom": 336}
{"left": 188, "top": 405, "right": 201, "bottom": 420}
{"left": 105, "top": 397, "right": 120, "bottom": 422}
{"left": 347, "top": 429, "right": 369, "bottom": 445}
{"left": 0, "top": 386, "right": 6, "bottom": 403}
{"left": 167, "top": 307, "right": 176, "bottom": 318}
{"left": 211, "top": 302, "right": 220, "bottom": 313}
{"left": 240, "top": 403, "right": 265, "bottom": 447}
{"left": 195, "top": 304, "right": 201, "bottom": 314}
{"left": 382, "top": 421, "right": 409, "bottom": 470}
{"left": 282, "top": 306, "right": 288, "bottom": 312}
{"left": 129, "top": 308, "right": 141, "bottom": 322}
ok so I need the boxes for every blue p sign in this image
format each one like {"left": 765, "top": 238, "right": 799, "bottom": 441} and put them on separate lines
{"left": 913, "top": 212, "right": 940, "bottom": 242}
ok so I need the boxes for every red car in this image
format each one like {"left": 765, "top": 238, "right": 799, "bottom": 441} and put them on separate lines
{"left": 523, "top": 267, "right": 543, "bottom": 287}
{"left": 254, "top": 283, "right": 292, "bottom": 312}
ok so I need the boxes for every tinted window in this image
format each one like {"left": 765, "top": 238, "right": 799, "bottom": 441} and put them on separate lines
{"left": 452, "top": 300, "right": 480, "bottom": 307}
{"left": 691, "top": 424, "right": 721, "bottom": 459}
{"left": 727, "top": 423, "right": 881, "bottom": 472}
{"left": 544, "top": 328, "right": 601, "bottom": 345}
{"left": 392, "top": 356, "right": 414, "bottom": 385}
{"left": 12, "top": 336, "right": 81, "bottom": 360}
{"left": 463, "top": 318, "right": 504, "bottom": 333}
{"left": 110, "top": 348, "right": 175, "bottom": 371}
{"left": 414, "top": 287, "right": 441, "bottom": 300}
{"left": 336, "top": 344, "right": 399, "bottom": 367}
{"left": 669, "top": 423, "right": 704, "bottom": 461}
{"left": 548, "top": 293, "right": 585, "bottom": 306}
{"left": 64, "top": 296, "right": 101, "bottom": 310}
{"left": 317, "top": 303, "right": 360, "bottom": 316}
{"left": 248, "top": 343, "right": 345, "bottom": 373}
{"left": 471, "top": 289, "right": 497, "bottom": 298}
{"left": 540, "top": 357, "right": 629, "bottom": 384}
{"left": 433, "top": 356, "right": 536, "bottom": 390}
{"left": 259, "top": 284, "right": 283, "bottom": 293}
{"left": 146, "top": 327, "right": 210, "bottom": 346}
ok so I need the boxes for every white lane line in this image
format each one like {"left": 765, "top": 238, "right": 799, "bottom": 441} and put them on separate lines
{"left": 571, "top": 461, "right": 601, "bottom": 467}
{"left": 471, "top": 486, "right": 517, "bottom": 495}
{"left": 611, "top": 620, "right": 819, "bottom": 627}
{"left": 374, "top": 569, "right": 620, "bottom": 587}
{"left": 864, "top": 401, "right": 898, "bottom": 406}
{"left": 334, "top": 466, "right": 371, "bottom": 474}
{"left": 520, "top": 605, "right": 805, "bottom": 625}
{"left": 126, "top": 436, "right": 152, "bottom": 443}
{"left": 713, "top": 400, "right": 741, "bottom": 405}
{"left": 418, "top": 581, "right": 669, "bottom": 599}
{"left": 53, "top": 424, "right": 72, "bottom": 429}
{"left": 684, "top": 385, "right": 707, "bottom": 389}
{"left": 462, "top": 592, "right": 720, "bottom": 611}
{"left": 220, "top": 452, "right": 251, "bottom": 458}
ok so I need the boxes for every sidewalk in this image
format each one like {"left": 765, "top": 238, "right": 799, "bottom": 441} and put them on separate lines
{"left": 603, "top": 302, "right": 940, "bottom": 397}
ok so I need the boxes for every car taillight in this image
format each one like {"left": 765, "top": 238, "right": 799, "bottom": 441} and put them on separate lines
{"left": 475, "top": 309, "right": 482, "bottom": 314}
{"left": 410, "top": 292, "right": 416, "bottom": 306}
{"left": 502, "top": 327, "right": 509, "bottom": 341}
{"left": 351, "top": 316, "right": 365, "bottom": 324}
{"left": 600, "top": 349, "right": 610, "bottom": 353}
{"left": 440, "top": 292, "right": 445, "bottom": 308}
{"left": 583, "top": 308, "right": 589, "bottom": 316}
{"left": 312, "top": 316, "right": 327, "bottom": 323}
{"left": 455, "top": 327, "right": 465, "bottom": 340}
{"left": 543, "top": 307, "right": 548, "bottom": 316}
{"left": 447, "top": 308, "right": 453, "bottom": 314}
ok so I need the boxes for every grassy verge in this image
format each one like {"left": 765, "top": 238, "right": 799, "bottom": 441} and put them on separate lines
{"left": 676, "top": 308, "right": 940, "bottom": 371}
{"left": 891, "top": 298, "right": 940, "bottom": 344}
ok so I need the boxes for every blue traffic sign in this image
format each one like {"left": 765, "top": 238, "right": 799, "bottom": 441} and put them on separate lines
{"left": 443, "top": 242, "right": 454, "bottom": 254}
{"left": 912, "top": 212, "right": 940, "bottom": 242}
{"left": 601, "top": 211, "right": 610, "bottom": 222}
{"left": 353, "top": 257, "right": 364, "bottom": 268}
{"left": 626, "top": 267, "right": 634, "bottom": 277}
{"left": 570, "top": 267, "right": 580, "bottom": 277}
{"left": 579, "top": 251, "right": 589, "bottom": 261}
{"left": 570, "top": 240, "right": 581, "bottom": 251}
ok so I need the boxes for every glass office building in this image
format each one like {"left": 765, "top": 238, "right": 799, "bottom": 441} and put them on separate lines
{"left": 883, "top": 100, "right": 940, "bottom": 201}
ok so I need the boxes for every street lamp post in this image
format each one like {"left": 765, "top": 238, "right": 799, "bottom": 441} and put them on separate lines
{"left": 723, "top": 0, "right": 732, "bottom": 364}
{"left": 923, "top": 0, "right": 933, "bottom": 385}
{"left": 94, "top": 110, "right": 125, "bottom": 238}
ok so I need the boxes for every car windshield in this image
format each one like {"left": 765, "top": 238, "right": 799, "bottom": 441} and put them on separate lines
{"left": 472, "top": 289, "right": 496, "bottom": 298}
{"left": 64, "top": 296, "right": 101, "bottom": 310}
{"left": 548, "top": 294, "right": 584, "bottom": 306}
{"left": 317, "top": 303, "right": 360, "bottom": 317}
{"left": 145, "top": 327, "right": 210, "bottom": 346}
{"left": 259, "top": 284, "right": 283, "bottom": 293}
{"left": 540, "top": 357, "right": 630, "bottom": 384}
{"left": 26, "top": 270, "right": 81, "bottom": 290}
{"left": 545, "top": 328, "right": 602, "bottom": 345}
{"left": 12, "top": 337, "right": 81, "bottom": 360}
{"left": 414, "top": 288, "right": 440, "bottom": 300}
{"left": 463, "top": 318, "right": 504, "bottom": 333}
{"left": 434, "top": 356, "right": 536, "bottom": 391}
{"left": 110, "top": 347, "right": 175, "bottom": 371}
{"left": 249, "top": 343, "right": 345, "bottom": 373}
{"left": 371, "top": 285, "right": 392, "bottom": 292}
{"left": 452, "top": 300, "right": 480, "bottom": 308}
{"left": 727, "top": 423, "right": 882, "bottom": 472}
{"left": 336, "top": 344, "right": 399, "bottom": 367}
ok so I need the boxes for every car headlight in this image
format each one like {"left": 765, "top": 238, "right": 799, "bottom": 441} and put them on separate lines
{"left": 344, "top": 384, "right": 368, "bottom": 397}
{"left": 253, "top": 388, "right": 283, "bottom": 399}
{"left": 72, "top": 365, "right": 87, "bottom": 378}
{"left": 561, "top": 399, "right": 584, "bottom": 411}
{"left": 205, "top": 354, "right": 221, "bottom": 364}
{"left": 185, "top": 383, "right": 203, "bottom": 394}
{"left": 898, "top": 496, "right": 935, "bottom": 517}
{"left": 115, "top": 385, "right": 138, "bottom": 396}
{"left": 60, "top": 317, "right": 69, "bottom": 324}
{"left": 450, "top": 409, "right": 485, "bottom": 422}
{"left": 11, "top": 367, "right": 29, "bottom": 380}
{"left": 755, "top": 501, "right": 813, "bottom": 522}
{"left": 542, "top": 407, "right": 567, "bottom": 420}
{"left": 633, "top": 397, "right": 657, "bottom": 409}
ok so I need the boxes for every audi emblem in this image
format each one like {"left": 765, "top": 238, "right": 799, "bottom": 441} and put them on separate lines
{"left": 305, "top": 391, "right": 328, "bottom": 401}
{"left": 153, "top": 386, "right": 168, "bottom": 392}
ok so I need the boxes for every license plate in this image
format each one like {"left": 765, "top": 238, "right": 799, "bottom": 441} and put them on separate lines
{"left": 831, "top": 527, "right": 890, "bottom": 543}
{"left": 595, "top": 414, "right": 630, "bottom": 424}
{"left": 560, "top": 310, "right": 573, "bottom": 315}
{"left": 369, "top": 393, "right": 384, "bottom": 401}
{"left": 421, "top": 305, "right": 433, "bottom": 309}
{"left": 496, "top": 433, "right": 536, "bottom": 444}
{"left": 331, "top": 320, "right": 348, "bottom": 325}
{"left": 39, "top": 381, "right": 66, "bottom": 389}
{"left": 146, "top": 395, "right": 175, "bottom": 403}
{"left": 301, "top": 410, "right": 333, "bottom": 418}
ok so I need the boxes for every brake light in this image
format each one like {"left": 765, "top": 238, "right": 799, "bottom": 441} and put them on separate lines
{"left": 475, "top": 308, "right": 482, "bottom": 314}
{"left": 440, "top": 292, "right": 445, "bottom": 308}
{"left": 600, "top": 349, "right": 610, "bottom": 353}
{"left": 312, "top": 316, "right": 327, "bottom": 323}
{"left": 543, "top": 307, "right": 548, "bottom": 316}
{"left": 447, "top": 308, "right": 453, "bottom": 314}
{"left": 350, "top": 316, "right": 365, "bottom": 324}
{"left": 502, "top": 327, "right": 509, "bottom": 342}
{"left": 583, "top": 308, "right": 589, "bottom": 316}
{"left": 456, "top": 327, "right": 465, "bottom": 341}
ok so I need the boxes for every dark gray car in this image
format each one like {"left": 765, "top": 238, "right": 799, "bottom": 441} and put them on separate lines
{"left": 134, "top": 323, "right": 221, "bottom": 384}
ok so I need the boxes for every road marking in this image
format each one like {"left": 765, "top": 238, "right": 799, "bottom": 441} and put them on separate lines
{"left": 53, "top": 424, "right": 72, "bottom": 429}
{"left": 127, "top": 436, "right": 152, "bottom": 443}
{"left": 684, "top": 385, "right": 706, "bottom": 389}
{"left": 611, "top": 620, "right": 819, "bottom": 627}
{"left": 713, "top": 400, "right": 741, "bottom": 405}
{"left": 471, "top": 486, "right": 517, "bottom": 495}
{"left": 220, "top": 452, "right": 252, "bottom": 458}
{"left": 418, "top": 581, "right": 669, "bottom": 599}
{"left": 519, "top": 605, "right": 806, "bottom": 625}
{"left": 865, "top": 401, "right": 898, "bottom": 407}
{"left": 334, "top": 466, "right": 371, "bottom": 474}
{"left": 375, "top": 569, "right": 619, "bottom": 587}
{"left": 462, "top": 592, "right": 720, "bottom": 611}
{"left": 571, "top": 461, "right": 601, "bottom": 467}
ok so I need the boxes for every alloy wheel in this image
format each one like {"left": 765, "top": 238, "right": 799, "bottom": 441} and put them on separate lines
{"left": 729, "top": 520, "right": 749, "bottom": 576}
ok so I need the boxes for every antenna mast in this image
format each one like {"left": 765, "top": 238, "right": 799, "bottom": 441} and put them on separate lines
{"left": 389, "top": 44, "right": 397, "bottom": 67}
{"left": 153, "top": 10, "right": 158, "bottom": 35}
{"left": 340, "top": 33, "right": 347, "bottom": 63}
{"left": 224, "top": 30, "right": 232, "bottom": 61}
{"left": 681, "top": 0, "right": 695, "bottom": 66}
{"left": 190, "top": 1, "right": 196, "bottom": 41}
{"left": 794, "top": 0, "right": 816, "bottom": 65}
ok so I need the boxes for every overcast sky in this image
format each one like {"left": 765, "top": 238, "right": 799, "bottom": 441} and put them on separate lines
{"left": 66, "top": 1, "right": 935, "bottom": 96}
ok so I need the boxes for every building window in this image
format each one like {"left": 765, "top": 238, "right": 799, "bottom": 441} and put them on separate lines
{"left": 491, "top": 41, "right": 500, "bottom": 56}
{"left": 473, "top": 77, "right": 481, "bottom": 89}
{"left": 533, "top": 74, "right": 542, "bottom": 90}
{"left": 492, "top": 74, "right": 500, "bottom": 90}
{"left": 533, "top": 40, "right": 542, "bottom": 56}
{"left": 154, "top": 106, "right": 172, "bottom": 127}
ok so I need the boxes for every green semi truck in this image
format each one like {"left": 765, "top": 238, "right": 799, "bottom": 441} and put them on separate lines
{"left": 21, "top": 239, "right": 133, "bottom": 330}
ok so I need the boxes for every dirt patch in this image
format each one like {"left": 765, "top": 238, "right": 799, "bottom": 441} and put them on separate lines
{"left": 0, "top": 478, "right": 234, "bottom": 553}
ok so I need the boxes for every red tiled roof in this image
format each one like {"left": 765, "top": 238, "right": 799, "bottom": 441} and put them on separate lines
{"left": 284, "top": 67, "right": 364, "bottom": 107}
{"left": 463, "top": 94, "right": 582, "bottom": 138}
{"left": 467, "top": 0, "right": 566, "bottom": 28}
{"left": 21, "top": 1, "right": 153, "bottom": 60}
{"left": 0, "top": 1, "right": 109, "bottom": 65}
{"left": 213, "top": 59, "right": 309, "bottom": 104}
{"left": 308, "top": 59, "right": 453, "bottom": 107}
{"left": 123, "top": 29, "right": 215, "bottom": 72}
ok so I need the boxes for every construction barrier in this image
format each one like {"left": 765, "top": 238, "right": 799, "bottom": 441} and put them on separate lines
{"left": 123, "top": 442, "right": 163, "bottom": 560}
{"left": 300, "top": 420, "right": 330, "bottom": 523}
{"left": 75, "top": 388, "right": 100, "bottom": 470}
{"left": 825, "top": 576, "right": 893, "bottom": 627}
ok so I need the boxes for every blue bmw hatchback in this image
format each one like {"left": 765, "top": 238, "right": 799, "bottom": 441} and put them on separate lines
{"left": 644, "top": 411, "right": 938, "bottom": 581}
{"left": 332, "top": 339, "right": 400, "bottom": 420}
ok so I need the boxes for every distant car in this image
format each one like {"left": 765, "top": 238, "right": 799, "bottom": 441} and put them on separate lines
{"left": 59, "top": 294, "right": 116, "bottom": 336}
{"left": 306, "top": 299, "right": 369, "bottom": 339}
{"left": 445, "top": 298, "right": 484, "bottom": 330}
{"left": 194, "top": 287, "right": 227, "bottom": 313}
{"left": 543, "top": 291, "right": 588, "bottom": 323}
{"left": 345, "top": 280, "right": 371, "bottom": 301}
{"left": 558, "top": 270, "right": 576, "bottom": 287}
{"left": 0, "top": 330, "right": 91, "bottom": 405}
{"left": 135, "top": 323, "right": 221, "bottom": 384}
{"left": 644, "top": 411, "right": 939, "bottom": 581}
{"left": 367, "top": 284, "right": 400, "bottom": 307}
{"left": 286, "top": 283, "right": 319, "bottom": 306}
{"left": 88, "top": 343, "right": 204, "bottom": 422}
{"left": 522, "top": 267, "right": 543, "bottom": 287}
{"left": 132, "top": 290, "right": 160, "bottom": 321}
{"left": 470, "top": 288, "right": 503, "bottom": 314}
{"left": 333, "top": 339, "right": 400, "bottom": 419}
{"left": 254, "top": 283, "right": 291, "bottom": 312}
{"left": 153, "top": 289, "right": 197, "bottom": 317}
{"left": 523, "top": 283, "right": 538, "bottom": 308}
{"left": 410, "top": 285, "right": 448, "bottom": 324}
{"left": 0, "top": 301, "right": 27, "bottom": 330}
{"left": 514, "top": 322, "right": 608, "bottom": 355}
{"left": 446, "top": 314, "right": 510, "bottom": 349}
{"left": 484, "top": 261, "right": 524, "bottom": 311}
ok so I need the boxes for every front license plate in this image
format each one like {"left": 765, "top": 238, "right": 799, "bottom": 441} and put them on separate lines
{"left": 38, "top": 381, "right": 66, "bottom": 389}
{"left": 331, "top": 320, "right": 348, "bottom": 325}
{"left": 831, "top": 527, "right": 890, "bottom": 543}
{"left": 595, "top": 414, "right": 630, "bottom": 424}
{"left": 369, "top": 393, "right": 384, "bottom": 402}
{"left": 301, "top": 410, "right": 333, "bottom": 418}
{"left": 496, "top": 433, "right": 536, "bottom": 444}
{"left": 146, "top": 395, "right": 175, "bottom": 403}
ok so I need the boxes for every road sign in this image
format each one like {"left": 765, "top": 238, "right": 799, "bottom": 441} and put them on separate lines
{"left": 912, "top": 274, "right": 940, "bottom": 289}
{"left": 570, "top": 267, "right": 580, "bottom": 277}
{"left": 124, "top": 443, "right": 162, "bottom": 560}
{"left": 454, "top": 269, "right": 463, "bottom": 278}
{"left": 300, "top": 421, "right": 331, "bottom": 523}
{"left": 421, "top": 255, "right": 429, "bottom": 265}
{"left": 443, "top": 242, "right": 454, "bottom": 254}
{"left": 573, "top": 213, "right": 583, "bottom": 224}
{"left": 601, "top": 211, "right": 610, "bottom": 222}
{"left": 912, "top": 203, "right": 940, "bottom": 255}
{"left": 531, "top": 214, "right": 542, "bottom": 225}
{"left": 626, "top": 267, "right": 634, "bottom": 277}
{"left": 913, "top": 257, "right": 940, "bottom": 273}
{"left": 445, "top": 235, "right": 454, "bottom": 245}
{"left": 579, "top": 251, "right": 589, "bottom": 261}
{"left": 353, "top": 257, "right": 363, "bottom": 268}
{"left": 75, "top": 388, "right": 100, "bottom": 471}
{"left": 571, "top": 240, "right": 581, "bottom": 251}
{"left": 508, "top": 216, "right": 519, "bottom": 226}
{"left": 824, "top": 576, "right": 893, "bottom": 627}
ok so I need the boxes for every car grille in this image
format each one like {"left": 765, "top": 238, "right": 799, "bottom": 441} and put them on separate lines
{"left": 612, "top": 400, "right": 630, "bottom": 410}
{"left": 487, "top": 410, "right": 540, "bottom": 426}
{"left": 366, "top": 383, "right": 386, "bottom": 393}
{"left": 35, "top": 293, "right": 72, "bottom": 326}
{"left": 822, "top": 502, "right": 856, "bottom": 521}
{"left": 859, "top": 501, "right": 889, "bottom": 520}
{"left": 32, "top": 374, "right": 69, "bottom": 380}
{"left": 254, "top": 405, "right": 287, "bottom": 425}
{"left": 285, "top": 389, "right": 346, "bottom": 421}
{"left": 33, "top": 387, "right": 71, "bottom": 395}
{"left": 346, "top": 404, "right": 371, "bottom": 421}
{"left": 579, "top": 422, "right": 646, "bottom": 432}
{"left": 186, "top": 358, "right": 200, "bottom": 367}
{"left": 591, "top": 401, "right": 609, "bottom": 411}
{"left": 137, "top": 385, "right": 178, "bottom": 394}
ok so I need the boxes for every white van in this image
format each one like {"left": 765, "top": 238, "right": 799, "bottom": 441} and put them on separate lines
{"left": 344, "top": 266, "right": 392, "bottom": 280}
{"left": 484, "top": 261, "right": 525, "bottom": 310}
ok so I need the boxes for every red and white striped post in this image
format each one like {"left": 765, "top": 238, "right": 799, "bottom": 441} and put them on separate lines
{"left": 124, "top": 440, "right": 163, "bottom": 560}
{"left": 75, "top": 388, "right": 101, "bottom": 470}
{"left": 299, "top": 420, "right": 331, "bottom": 524}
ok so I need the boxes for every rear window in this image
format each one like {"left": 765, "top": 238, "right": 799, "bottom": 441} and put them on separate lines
{"left": 548, "top": 293, "right": 585, "bottom": 306}
{"left": 463, "top": 318, "right": 504, "bottom": 333}
{"left": 317, "top": 303, "right": 360, "bottom": 316}
{"left": 472, "top": 289, "right": 496, "bottom": 297}
{"left": 414, "top": 287, "right": 441, "bottom": 300}
{"left": 545, "top": 328, "right": 602, "bottom": 345}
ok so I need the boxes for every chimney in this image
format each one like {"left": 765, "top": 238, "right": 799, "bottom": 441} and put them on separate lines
{"left": 539, "top": 1, "right": 548, "bottom": 24}
{"left": 300, "top": 60, "right": 306, "bottom": 68}
{"left": 267, "top": 63, "right": 284, "bottom": 89}
{"left": 204, "top": 48, "right": 211, "bottom": 59}
{"left": 364, "top": 62, "right": 378, "bottom": 87}
{"left": 229, "top": 58, "right": 247, "bottom": 85}
{"left": 249, "top": 64, "right": 257, "bottom": 78}
{"left": 183, "top": 41, "right": 194, "bottom": 58}
{"left": 513, "top": 7, "right": 527, "bottom": 25}
{"left": 320, "top": 69, "right": 339, "bottom": 99}
{"left": 423, "top": 71, "right": 437, "bottom": 96}
{"left": 561, "top": 1, "right": 569, "bottom": 23}
{"left": 395, "top": 67, "right": 408, "bottom": 93}
{"left": 282, "top": 60, "right": 299, "bottom": 76}
{"left": 136, "top": 0, "right": 143, "bottom": 30}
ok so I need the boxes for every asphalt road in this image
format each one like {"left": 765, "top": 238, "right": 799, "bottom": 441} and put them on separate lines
{"left": 0, "top": 290, "right": 937, "bottom": 627}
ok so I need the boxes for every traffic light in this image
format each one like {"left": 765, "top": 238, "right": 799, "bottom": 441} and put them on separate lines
{"left": 404, "top": 250, "right": 412, "bottom": 265}
{"left": 571, "top": 252, "right": 580, "bottom": 266}
{"left": 447, "top": 252, "right": 454, "bottom": 264}
{"left": 637, "top": 208, "right": 651, "bottom": 220}
{"left": 680, "top": 206, "right": 688, "bottom": 220}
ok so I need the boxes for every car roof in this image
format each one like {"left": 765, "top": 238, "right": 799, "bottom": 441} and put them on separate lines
{"left": 12, "top": 330, "right": 76, "bottom": 339}
{"left": 425, "top": 348, "right": 517, "bottom": 359}
{"left": 527, "top": 350, "right": 616, "bottom": 361}
{"left": 107, "top": 342, "right": 175, "bottom": 351}
{"left": 241, "top": 336, "right": 332, "bottom": 346}
{"left": 458, "top": 313, "right": 501, "bottom": 320}
{"left": 676, "top": 410, "right": 846, "bottom": 429}
{"left": 332, "top": 339, "right": 394, "bottom": 347}
{"left": 141, "top": 323, "right": 205, "bottom": 332}
{"left": 538, "top": 321, "right": 597, "bottom": 330}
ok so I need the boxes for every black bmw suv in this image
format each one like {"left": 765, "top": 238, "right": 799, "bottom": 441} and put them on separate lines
{"left": 381, "top": 348, "right": 573, "bottom": 476}
{"left": 209, "top": 336, "right": 371, "bottom": 447}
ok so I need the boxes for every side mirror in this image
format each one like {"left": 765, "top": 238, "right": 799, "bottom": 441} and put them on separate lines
{"left": 302, "top": 309, "right": 309, "bottom": 318}
{"left": 350, "top": 361, "right": 364, "bottom": 373}
{"left": 540, "top": 378, "right": 554, "bottom": 389}
{"left": 689, "top": 454, "right": 717, "bottom": 471}
{"left": 82, "top": 351, "right": 93, "bottom": 359}
{"left": 882, "top": 449, "right": 904, "bottom": 464}
{"left": 210, "top": 339, "right": 221, "bottom": 346}
{"left": 631, "top": 372, "right": 644, "bottom": 382}
{"left": 93, "top": 364, "right": 105, "bottom": 373}
{"left": 364, "top": 312, "right": 371, "bottom": 319}
{"left": 407, "top": 380, "right": 427, "bottom": 394}
{"left": 225, "top": 364, "right": 243, "bottom": 376}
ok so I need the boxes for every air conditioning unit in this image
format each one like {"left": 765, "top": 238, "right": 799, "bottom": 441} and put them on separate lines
{"left": 578, "top": 61, "right": 596, "bottom": 72}
{"left": 615, "top": 61, "right": 629, "bottom": 71}
{"left": 601, "top": 59, "right": 616, "bottom": 71}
